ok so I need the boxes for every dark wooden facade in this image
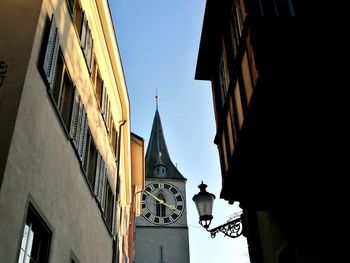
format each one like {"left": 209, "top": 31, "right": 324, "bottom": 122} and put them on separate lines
{"left": 196, "top": 1, "right": 346, "bottom": 262}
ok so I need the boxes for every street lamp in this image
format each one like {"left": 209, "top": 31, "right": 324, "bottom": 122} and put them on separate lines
{"left": 192, "top": 181, "right": 244, "bottom": 238}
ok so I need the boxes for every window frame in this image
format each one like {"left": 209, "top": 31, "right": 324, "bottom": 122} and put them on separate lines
{"left": 18, "top": 203, "right": 52, "bottom": 263}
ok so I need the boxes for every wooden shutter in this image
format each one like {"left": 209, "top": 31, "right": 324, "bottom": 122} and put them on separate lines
{"left": 100, "top": 168, "right": 107, "bottom": 211}
{"left": 74, "top": 99, "right": 84, "bottom": 149}
{"left": 78, "top": 109, "right": 88, "bottom": 164}
{"left": 94, "top": 152, "right": 103, "bottom": 200}
{"left": 69, "top": 88, "right": 81, "bottom": 147}
{"left": 43, "top": 14, "right": 60, "bottom": 91}
{"left": 112, "top": 196, "right": 117, "bottom": 236}
{"left": 83, "top": 23, "right": 94, "bottom": 74}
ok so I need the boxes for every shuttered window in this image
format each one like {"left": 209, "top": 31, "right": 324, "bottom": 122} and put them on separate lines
{"left": 100, "top": 167, "right": 107, "bottom": 211}
{"left": 69, "top": 89, "right": 81, "bottom": 147}
{"left": 80, "top": 13, "right": 94, "bottom": 74}
{"left": 101, "top": 82, "right": 107, "bottom": 121}
{"left": 43, "top": 15, "right": 75, "bottom": 132}
{"left": 66, "top": 0, "right": 75, "bottom": 15}
{"left": 43, "top": 14, "right": 60, "bottom": 91}
{"left": 69, "top": 89, "right": 88, "bottom": 165}
{"left": 84, "top": 130, "right": 97, "bottom": 189}
{"left": 94, "top": 152, "right": 106, "bottom": 207}
{"left": 112, "top": 196, "right": 117, "bottom": 236}
{"left": 77, "top": 108, "right": 87, "bottom": 164}
{"left": 104, "top": 182, "right": 115, "bottom": 231}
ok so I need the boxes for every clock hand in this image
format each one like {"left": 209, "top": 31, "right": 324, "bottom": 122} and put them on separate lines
{"left": 144, "top": 190, "right": 176, "bottom": 210}
{"left": 144, "top": 189, "right": 164, "bottom": 203}
{"left": 166, "top": 204, "right": 176, "bottom": 210}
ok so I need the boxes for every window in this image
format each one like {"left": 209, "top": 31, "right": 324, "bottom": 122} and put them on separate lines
{"left": 104, "top": 182, "right": 115, "bottom": 231}
{"left": 69, "top": 89, "right": 88, "bottom": 164}
{"left": 66, "top": 0, "right": 75, "bottom": 15}
{"left": 156, "top": 193, "right": 166, "bottom": 217}
{"left": 68, "top": 0, "right": 94, "bottom": 73}
{"left": 42, "top": 15, "right": 74, "bottom": 131}
{"left": 218, "top": 55, "right": 229, "bottom": 107}
{"left": 72, "top": 0, "right": 83, "bottom": 35}
{"left": 230, "top": 0, "right": 244, "bottom": 58}
{"left": 94, "top": 152, "right": 107, "bottom": 209}
{"left": 110, "top": 122, "right": 117, "bottom": 155}
{"left": 80, "top": 13, "right": 94, "bottom": 73}
{"left": 91, "top": 56, "right": 97, "bottom": 85}
{"left": 18, "top": 204, "right": 52, "bottom": 263}
{"left": 84, "top": 130, "right": 97, "bottom": 189}
{"left": 95, "top": 71, "right": 103, "bottom": 106}
{"left": 43, "top": 15, "right": 60, "bottom": 91}
{"left": 52, "top": 52, "right": 75, "bottom": 129}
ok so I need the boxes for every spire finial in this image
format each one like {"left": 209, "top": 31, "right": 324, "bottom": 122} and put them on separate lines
{"left": 155, "top": 88, "right": 159, "bottom": 110}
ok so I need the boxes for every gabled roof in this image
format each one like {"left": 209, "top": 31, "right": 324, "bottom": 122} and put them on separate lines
{"left": 145, "top": 108, "right": 185, "bottom": 180}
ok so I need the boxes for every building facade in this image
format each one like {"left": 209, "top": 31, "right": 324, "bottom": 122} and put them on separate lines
{"left": 135, "top": 107, "right": 190, "bottom": 263}
{"left": 196, "top": 1, "right": 344, "bottom": 263}
{"left": 0, "top": 0, "right": 144, "bottom": 262}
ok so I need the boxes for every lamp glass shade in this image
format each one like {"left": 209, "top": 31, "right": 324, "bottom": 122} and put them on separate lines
{"left": 192, "top": 182, "right": 216, "bottom": 220}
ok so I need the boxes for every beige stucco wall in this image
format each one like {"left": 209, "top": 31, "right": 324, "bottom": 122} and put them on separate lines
{"left": 0, "top": 0, "right": 132, "bottom": 262}
{"left": 0, "top": 0, "right": 43, "bottom": 187}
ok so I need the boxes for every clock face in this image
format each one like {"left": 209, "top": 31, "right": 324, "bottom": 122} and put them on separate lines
{"left": 141, "top": 182, "right": 184, "bottom": 225}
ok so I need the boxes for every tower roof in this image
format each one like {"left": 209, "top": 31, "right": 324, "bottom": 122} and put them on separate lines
{"left": 145, "top": 109, "right": 185, "bottom": 180}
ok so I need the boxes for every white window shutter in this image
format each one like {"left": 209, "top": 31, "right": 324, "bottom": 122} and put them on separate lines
{"left": 112, "top": 196, "right": 117, "bottom": 236}
{"left": 94, "top": 152, "right": 103, "bottom": 200}
{"left": 43, "top": 14, "right": 60, "bottom": 91}
{"left": 74, "top": 99, "right": 84, "bottom": 149}
{"left": 69, "top": 88, "right": 81, "bottom": 147}
{"left": 100, "top": 168, "right": 107, "bottom": 211}
{"left": 78, "top": 109, "right": 88, "bottom": 164}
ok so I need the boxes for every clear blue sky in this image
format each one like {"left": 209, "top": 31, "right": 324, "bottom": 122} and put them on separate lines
{"left": 109, "top": 1, "right": 249, "bottom": 262}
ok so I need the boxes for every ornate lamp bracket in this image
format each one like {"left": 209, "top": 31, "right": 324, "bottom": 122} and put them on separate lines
{"left": 206, "top": 216, "right": 243, "bottom": 239}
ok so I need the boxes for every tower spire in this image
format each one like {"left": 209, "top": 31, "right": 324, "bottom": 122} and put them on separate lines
{"left": 145, "top": 107, "right": 185, "bottom": 179}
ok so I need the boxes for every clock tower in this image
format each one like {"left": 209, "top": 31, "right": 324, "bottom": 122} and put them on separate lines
{"left": 135, "top": 107, "right": 190, "bottom": 263}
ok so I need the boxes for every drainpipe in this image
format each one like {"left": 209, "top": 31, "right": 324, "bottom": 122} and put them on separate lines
{"left": 116, "top": 120, "right": 127, "bottom": 199}
{"left": 113, "top": 119, "right": 126, "bottom": 263}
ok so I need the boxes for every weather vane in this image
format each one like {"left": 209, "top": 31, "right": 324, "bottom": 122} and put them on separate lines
{"left": 155, "top": 88, "right": 159, "bottom": 109}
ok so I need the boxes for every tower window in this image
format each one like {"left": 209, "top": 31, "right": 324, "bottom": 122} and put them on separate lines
{"left": 156, "top": 193, "right": 166, "bottom": 217}
{"left": 154, "top": 165, "right": 166, "bottom": 177}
